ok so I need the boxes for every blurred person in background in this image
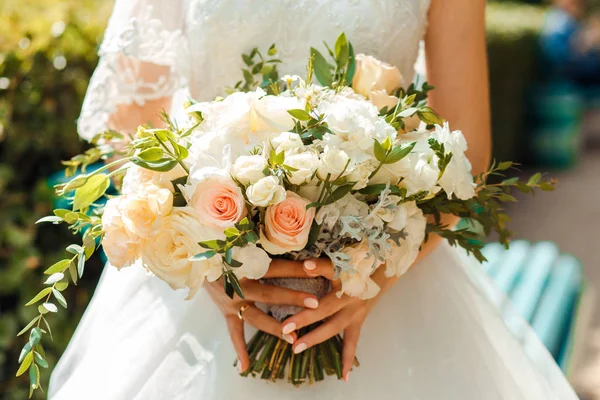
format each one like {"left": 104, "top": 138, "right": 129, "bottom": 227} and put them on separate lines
{"left": 541, "top": 0, "right": 600, "bottom": 85}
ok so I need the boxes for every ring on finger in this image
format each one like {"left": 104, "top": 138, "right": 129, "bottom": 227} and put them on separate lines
{"left": 237, "top": 304, "right": 251, "bottom": 320}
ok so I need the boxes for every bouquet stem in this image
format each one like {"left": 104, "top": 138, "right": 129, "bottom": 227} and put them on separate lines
{"left": 236, "top": 320, "right": 358, "bottom": 385}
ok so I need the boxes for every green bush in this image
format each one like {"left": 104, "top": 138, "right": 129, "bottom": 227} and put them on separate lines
{"left": 0, "top": 1, "right": 111, "bottom": 398}
{"left": 486, "top": 3, "right": 547, "bottom": 162}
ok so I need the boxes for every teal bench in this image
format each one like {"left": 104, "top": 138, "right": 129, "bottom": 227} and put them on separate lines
{"left": 482, "top": 240, "right": 585, "bottom": 372}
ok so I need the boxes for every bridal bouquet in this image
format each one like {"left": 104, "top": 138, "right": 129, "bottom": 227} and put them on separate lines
{"left": 18, "top": 33, "right": 555, "bottom": 393}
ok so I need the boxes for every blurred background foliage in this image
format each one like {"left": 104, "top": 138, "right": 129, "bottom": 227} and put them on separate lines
{"left": 0, "top": 0, "right": 597, "bottom": 398}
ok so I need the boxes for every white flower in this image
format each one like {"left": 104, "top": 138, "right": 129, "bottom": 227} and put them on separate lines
{"left": 232, "top": 244, "right": 272, "bottom": 280}
{"left": 142, "top": 207, "right": 214, "bottom": 299}
{"left": 119, "top": 184, "right": 173, "bottom": 239}
{"left": 352, "top": 54, "right": 403, "bottom": 109}
{"left": 337, "top": 242, "right": 381, "bottom": 299}
{"left": 270, "top": 131, "right": 304, "bottom": 155}
{"left": 385, "top": 202, "right": 426, "bottom": 278}
{"left": 346, "top": 162, "right": 373, "bottom": 190}
{"left": 318, "top": 146, "right": 350, "bottom": 179}
{"left": 231, "top": 155, "right": 268, "bottom": 185}
{"left": 122, "top": 164, "right": 187, "bottom": 194}
{"left": 246, "top": 176, "right": 286, "bottom": 207}
{"left": 297, "top": 183, "right": 321, "bottom": 202}
{"left": 316, "top": 193, "right": 370, "bottom": 231}
{"left": 285, "top": 152, "right": 319, "bottom": 185}
{"left": 431, "top": 123, "right": 476, "bottom": 200}
{"left": 101, "top": 197, "right": 142, "bottom": 269}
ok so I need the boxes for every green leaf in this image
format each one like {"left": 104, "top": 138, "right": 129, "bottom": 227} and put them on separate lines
{"left": 131, "top": 157, "right": 179, "bottom": 172}
{"left": 137, "top": 147, "right": 164, "bottom": 162}
{"left": 229, "top": 274, "right": 245, "bottom": 299}
{"left": 17, "top": 316, "right": 41, "bottom": 337}
{"left": 55, "top": 281, "right": 69, "bottom": 291}
{"left": 83, "top": 233, "right": 96, "bottom": 260}
{"left": 29, "top": 328, "right": 42, "bottom": 347}
{"left": 310, "top": 47, "right": 332, "bottom": 86}
{"left": 373, "top": 140, "right": 387, "bottom": 162}
{"left": 35, "top": 216, "right": 62, "bottom": 224}
{"left": 224, "top": 227, "right": 240, "bottom": 237}
{"left": 29, "top": 363, "right": 39, "bottom": 389}
{"left": 19, "top": 343, "right": 32, "bottom": 364}
{"left": 52, "top": 289, "right": 67, "bottom": 308}
{"left": 497, "top": 194, "right": 517, "bottom": 202}
{"left": 382, "top": 136, "right": 393, "bottom": 151}
{"left": 358, "top": 184, "right": 403, "bottom": 196}
{"left": 268, "top": 43, "right": 277, "bottom": 56}
{"left": 66, "top": 244, "right": 84, "bottom": 255}
{"left": 44, "top": 259, "right": 70, "bottom": 275}
{"left": 190, "top": 251, "right": 217, "bottom": 261}
{"left": 228, "top": 258, "right": 243, "bottom": 268}
{"left": 42, "top": 303, "right": 58, "bottom": 313}
{"left": 224, "top": 275, "right": 235, "bottom": 299}
{"left": 198, "top": 240, "right": 224, "bottom": 250}
{"left": 16, "top": 352, "right": 33, "bottom": 377}
{"left": 68, "top": 260, "right": 78, "bottom": 285}
{"left": 334, "top": 32, "right": 349, "bottom": 65}
{"left": 38, "top": 305, "right": 48, "bottom": 315}
{"left": 528, "top": 172, "right": 542, "bottom": 185}
{"left": 540, "top": 182, "right": 555, "bottom": 191}
{"left": 323, "top": 185, "right": 354, "bottom": 205}
{"left": 64, "top": 212, "right": 79, "bottom": 224}
{"left": 307, "top": 222, "right": 322, "bottom": 247}
{"left": 25, "top": 288, "right": 53, "bottom": 306}
{"left": 287, "top": 109, "right": 311, "bottom": 121}
{"left": 243, "top": 68, "right": 254, "bottom": 83}
{"left": 53, "top": 209, "right": 71, "bottom": 219}
{"left": 41, "top": 317, "right": 53, "bottom": 341}
{"left": 501, "top": 177, "right": 519, "bottom": 185}
{"left": 242, "top": 53, "right": 253, "bottom": 66}
{"left": 497, "top": 161, "right": 513, "bottom": 171}
{"left": 77, "top": 254, "right": 85, "bottom": 278}
{"left": 385, "top": 142, "right": 416, "bottom": 164}
{"left": 345, "top": 43, "right": 356, "bottom": 85}
{"left": 73, "top": 174, "right": 110, "bottom": 211}
{"left": 44, "top": 273, "right": 64, "bottom": 285}
{"left": 33, "top": 352, "right": 48, "bottom": 369}
{"left": 417, "top": 107, "right": 444, "bottom": 125}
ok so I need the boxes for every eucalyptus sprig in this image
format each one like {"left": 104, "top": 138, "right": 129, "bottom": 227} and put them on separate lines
{"left": 231, "top": 44, "right": 282, "bottom": 94}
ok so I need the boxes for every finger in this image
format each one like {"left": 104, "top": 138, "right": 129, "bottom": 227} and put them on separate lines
{"left": 225, "top": 315, "right": 249, "bottom": 372}
{"left": 291, "top": 307, "right": 353, "bottom": 354}
{"left": 342, "top": 325, "right": 361, "bottom": 382}
{"left": 302, "top": 258, "right": 336, "bottom": 281}
{"left": 282, "top": 292, "right": 353, "bottom": 334}
{"left": 241, "top": 281, "right": 319, "bottom": 309}
{"left": 262, "top": 259, "right": 309, "bottom": 279}
{"left": 243, "top": 305, "right": 297, "bottom": 345}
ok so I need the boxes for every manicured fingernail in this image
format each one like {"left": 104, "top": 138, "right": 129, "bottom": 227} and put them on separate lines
{"left": 343, "top": 371, "right": 350, "bottom": 382}
{"left": 237, "top": 359, "right": 244, "bottom": 373}
{"left": 293, "top": 343, "right": 307, "bottom": 354}
{"left": 282, "top": 322, "right": 296, "bottom": 335}
{"left": 304, "top": 297, "right": 319, "bottom": 309}
{"left": 304, "top": 260, "right": 316, "bottom": 271}
{"left": 283, "top": 333, "right": 295, "bottom": 344}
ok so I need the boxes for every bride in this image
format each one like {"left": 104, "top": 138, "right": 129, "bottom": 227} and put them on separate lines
{"left": 49, "top": 0, "right": 579, "bottom": 399}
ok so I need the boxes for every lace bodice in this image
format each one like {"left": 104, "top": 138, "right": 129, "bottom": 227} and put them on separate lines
{"left": 78, "top": 0, "right": 431, "bottom": 140}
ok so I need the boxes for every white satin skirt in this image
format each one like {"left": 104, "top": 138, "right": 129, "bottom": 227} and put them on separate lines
{"left": 48, "top": 242, "right": 579, "bottom": 399}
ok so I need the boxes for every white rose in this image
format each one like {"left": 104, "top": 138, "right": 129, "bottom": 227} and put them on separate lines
{"left": 337, "top": 242, "right": 382, "bottom": 299}
{"left": 142, "top": 207, "right": 214, "bottom": 299}
{"left": 369, "top": 90, "right": 400, "bottom": 111}
{"left": 352, "top": 54, "right": 404, "bottom": 103}
{"left": 232, "top": 244, "right": 271, "bottom": 280}
{"left": 119, "top": 184, "right": 173, "bottom": 239}
{"left": 231, "top": 155, "right": 268, "bottom": 185}
{"left": 286, "top": 152, "right": 319, "bottom": 185}
{"left": 122, "top": 164, "right": 187, "bottom": 194}
{"left": 346, "top": 162, "right": 373, "bottom": 190}
{"left": 297, "top": 183, "right": 321, "bottom": 202}
{"left": 250, "top": 95, "right": 304, "bottom": 138}
{"left": 318, "top": 146, "right": 350, "bottom": 179}
{"left": 430, "top": 123, "right": 476, "bottom": 200}
{"left": 246, "top": 176, "right": 286, "bottom": 207}
{"left": 101, "top": 197, "right": 142, "bottom": 269}
{"left": 385, "top": 202, "right": 426, "bottom": 278}
{"left": 270, "top": 131, "right": 304, "bottom": 155}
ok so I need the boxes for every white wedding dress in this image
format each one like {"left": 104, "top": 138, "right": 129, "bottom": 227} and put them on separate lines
{"left": 49, "top": 1, "right": 579, "bottom": 399}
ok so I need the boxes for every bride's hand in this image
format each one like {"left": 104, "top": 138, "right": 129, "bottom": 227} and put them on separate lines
{"left": 279, "top": 258, "right": 389, "bottom": 382}
{"left": 204, "top": 259, "right": 320, "bottom": 373}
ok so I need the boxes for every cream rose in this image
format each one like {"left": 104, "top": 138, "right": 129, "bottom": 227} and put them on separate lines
{"left": 142, "top": 207, "right": 214, "bottom": 299}
{"left": 317, "top": 146, "right": 350, "bottom": 180}
{"left": 101, "top": 197, "right": 142, "bottom": 269}
{"left": 119, "top": 184, "right": 173, "bottom": 239}
{"left": 246, "top": 176, "right": 286, "bottom": 207}
{"left": 270, "top": 131, "right": 304, "bottom": 155}
{"left": 259, "top": 192, "right": 316, "bottom": 255}
{"left": 122, "top": 164, "right": 187, "bottom": 194}
{"left": 352, "top": 54, "right": 403, "bottom": 110}
{"left": 285, "top": 152, "right": 319, "bottom": 185}
{"left": 231, "top": 155, "right": 268, "bottom": 185}
{"left": 385, "top": 202, "right": 427, "bottom": 278}
{"left": 337, "top": 242, "right": 382, "bottom": 300}
{"left": 184, "top": 173, "right": 247, "bottom": 229}
{"left": 232, "top": 244, "right": 272, "bottom": 280}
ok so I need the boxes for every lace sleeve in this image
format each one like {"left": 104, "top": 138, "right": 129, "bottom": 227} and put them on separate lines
{"left": 77, "top": 0, "right": 189, "bottom": 141}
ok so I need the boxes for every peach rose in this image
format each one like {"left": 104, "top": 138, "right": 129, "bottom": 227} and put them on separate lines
{"left": 184, "top": 173, "right": 247, "bottom": 230}
{"left": 352, "top": 54, "right": 403, "bottom": 110}
{"left": 101, "top": 197, "right": 142, "bottom": 268}
{"left": 259, "top": 192, "right": 316, "bottom": 255}
{"left": 119, "top": 184, "right": 173, "bottom": 239}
